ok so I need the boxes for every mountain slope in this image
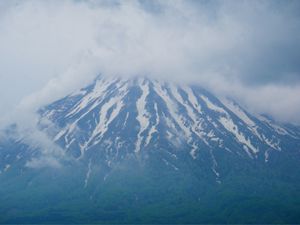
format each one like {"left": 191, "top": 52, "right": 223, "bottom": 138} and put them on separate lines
{"left": 39, "top": 76, "right": 300, "bottom": 177}
{"left": 1, "top": 76, "right": 300, "bottom": 224}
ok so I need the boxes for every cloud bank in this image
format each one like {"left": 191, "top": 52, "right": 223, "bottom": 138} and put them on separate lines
{"left": 0, "top": 0, "right": 300, "bottom": 125}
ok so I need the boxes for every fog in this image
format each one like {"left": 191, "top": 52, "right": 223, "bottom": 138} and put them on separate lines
{"left": 0, "top": 0, "right": 299, "bottom": 126}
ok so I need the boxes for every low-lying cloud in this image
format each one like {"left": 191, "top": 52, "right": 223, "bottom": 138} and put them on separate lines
{"left": 0, "top": 0, "right": 300, "bottom": 125}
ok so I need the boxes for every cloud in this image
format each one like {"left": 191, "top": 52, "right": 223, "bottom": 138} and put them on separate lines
{"left": 0, "top": 0, "right": 299, "bottom": 125}
{"left": 26, "top": 156, "right": 62, "bottom": 169}
{"left": 0, "top": 109, "right": 67, "bottom": 169}
{"left": 206, "top": 76, "right": 300, "bottom": 124}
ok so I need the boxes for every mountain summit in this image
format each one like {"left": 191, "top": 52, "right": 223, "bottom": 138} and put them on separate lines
{"left": 1, "top": 76, "right": 300, "bottom": 223}
{"left": 41, "top": 76, "right": 300, "bottom": 175}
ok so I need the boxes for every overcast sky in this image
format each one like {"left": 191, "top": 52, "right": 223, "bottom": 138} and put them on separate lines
{"left": 0, "top": 0, "right": 300, "bottom": 125}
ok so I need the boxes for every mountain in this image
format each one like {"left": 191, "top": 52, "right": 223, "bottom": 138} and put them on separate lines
{"left": 1, "top": 76, "right": 300, "bottom": 224}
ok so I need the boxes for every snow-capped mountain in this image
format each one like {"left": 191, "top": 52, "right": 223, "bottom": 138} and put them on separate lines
{"left": 1, "top": 76, "right": 300, "bottom": 177}
{"left": 1, "top": 76, "right": 300, "bottom": 224}
{"left": 36, "top": 76, "right": 300, "bottom": 177}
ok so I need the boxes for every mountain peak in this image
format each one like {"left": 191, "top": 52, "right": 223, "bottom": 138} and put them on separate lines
{"left": 35, "top": 76, "right": 300, "bottom": 179}
{"left": 2, "top": 76, "right": 300, "bottom": 224}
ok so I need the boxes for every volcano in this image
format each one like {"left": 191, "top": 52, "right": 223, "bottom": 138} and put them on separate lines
{"left": 1, "top": 76, "right": 300, "bottom": 224}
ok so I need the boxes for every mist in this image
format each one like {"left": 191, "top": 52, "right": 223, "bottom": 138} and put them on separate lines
{"left": 0, "top": 0, "right": 300, "bottom": 126}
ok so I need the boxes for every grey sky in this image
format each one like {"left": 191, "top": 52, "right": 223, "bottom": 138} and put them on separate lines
{"left": 0, "top": 0, "right": 300, "bottom": 125}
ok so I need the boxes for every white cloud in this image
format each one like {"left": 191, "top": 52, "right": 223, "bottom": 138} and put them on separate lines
{"left": 26, "top": 156, "right": 62, "bottom": 169}
{"left": 0, "top": 0, "right": 299, "bottom": 125}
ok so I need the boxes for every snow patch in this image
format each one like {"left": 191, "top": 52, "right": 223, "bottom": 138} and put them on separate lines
{"left": 162, "top": 158, "right": 179, "bottom": 171}
{"left": 201, "top": 95, "right": 226, "bottom": 114}
{"left": 66, "top": 78, "right": 117, "bottom": 117}
{"left": 4, "top": 164, "right": 10, "bottom": 172}
{"left": 154, "top": 81, "right": 192, "bottom": 138}
{"left": 84, "top": 159, "right": 92, "bottom": 188}
{"left": 222, "top": 99, "right": 256, "bottom": 127}
{"left": 145, "top": 102, "right": 159, "bottom": 146}
{"left": 219, "top": 116, "right": 258, "bottom": 154}
{"left": 190, "top": 143, "right": 198, "bottom": 159}
{"left": 135, "top": 79, "right": 150, "bottom": 153}
{"left": 85, "top": 91, "right": 126, "bottom": 152}
{"left": 169, "top": 84, "right": 207, "bottom": 145}
{"left": 182, "top": 86, "right": 202, "bottom": 113}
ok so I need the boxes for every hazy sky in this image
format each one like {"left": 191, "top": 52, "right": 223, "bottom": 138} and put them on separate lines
{"left": 0, "top": 0, "right": 300, "bottom": 125}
